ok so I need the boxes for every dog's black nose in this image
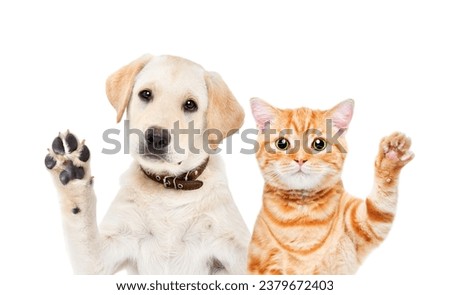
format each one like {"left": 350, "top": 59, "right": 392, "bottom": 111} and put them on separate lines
{"left": 145, "top": 127, "right": 171, "bottom": 153}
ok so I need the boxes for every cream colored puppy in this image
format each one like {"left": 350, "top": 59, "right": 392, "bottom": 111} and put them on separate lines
{"left": 45, "top": 55, "right": 250, "bottom": 274}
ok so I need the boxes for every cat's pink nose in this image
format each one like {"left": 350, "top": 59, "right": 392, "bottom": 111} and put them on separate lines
{"left": 294, "top": 159, "right": 307, "bottom": 166}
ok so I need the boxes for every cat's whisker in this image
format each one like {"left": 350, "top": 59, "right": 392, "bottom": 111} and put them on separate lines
{"left": 263, "top": 170, "right": 285, "bottom": 183}
{"left": 249, "top": 99, "right": 411, "bottom": 275}
{"left": 263, "top": 171, "right": 282, "bottom": 182}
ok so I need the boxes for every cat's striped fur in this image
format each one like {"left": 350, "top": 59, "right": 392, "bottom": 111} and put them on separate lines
{"left": 247, "top": 98, "right": 413, "bottom": 274}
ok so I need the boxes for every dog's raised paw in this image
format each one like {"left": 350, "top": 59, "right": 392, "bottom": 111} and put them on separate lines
{"left": 45, "top": 131, "right": 90, "bottom": 185}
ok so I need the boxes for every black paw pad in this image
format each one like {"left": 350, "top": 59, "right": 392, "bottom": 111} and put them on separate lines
{"left": 72, "top": 207, "right": 81, "bottom": 214}
{"left": 52, "top": 136, "right": 65, "bottom": 155}
{"left": 45, "top": 154, "right": 56, "bottom": 169}
{"left": 59, "top": 170, "right": 71, "bottom": 185}
{"left": 79, "top": 145, "right": 90, "bottom": 162}
{"left": 66, "top": 133, "right": 78, "bottom": 153}
{"left": 58, "top": 160, "right": 85, "bottom": 185}
{"left": 74, "top": 166, "right": 85, "bottom": 179}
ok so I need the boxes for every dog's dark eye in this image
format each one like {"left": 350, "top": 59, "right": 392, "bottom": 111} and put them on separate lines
{"left": 275, "top": 137, "right": 290, "bottom": 151}
{"left": 312, "top": 137, "right": 327, "bottom": 151}
{"left": 184, "top": 99, "right": 198, "bottom": 112}
{"left": 139, "top": 89, "right": 153, "bottom": 102}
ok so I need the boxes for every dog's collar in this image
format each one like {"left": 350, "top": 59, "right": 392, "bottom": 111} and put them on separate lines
{"left": 140, "top": 157, "right": 209, "bottom": 191}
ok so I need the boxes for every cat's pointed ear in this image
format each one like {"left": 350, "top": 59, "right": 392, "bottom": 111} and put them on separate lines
{"left": 250, "top": 97, "right": 277, "bottom": 130}
{"left": 329, "top": 99, "right": 354, "bottom": 130}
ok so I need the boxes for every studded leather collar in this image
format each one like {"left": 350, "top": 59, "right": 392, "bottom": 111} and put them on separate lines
{"left": 140, "top": 157, "right": 209, "bottom": 191}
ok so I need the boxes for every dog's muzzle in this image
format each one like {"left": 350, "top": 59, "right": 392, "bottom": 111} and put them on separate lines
{"left": 145, "top": 126, "right": 171, "bottom": 155}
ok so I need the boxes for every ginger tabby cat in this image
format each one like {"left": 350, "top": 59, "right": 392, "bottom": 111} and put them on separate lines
{"left": 247, "top": 98, "right": 413, "bottom": 275}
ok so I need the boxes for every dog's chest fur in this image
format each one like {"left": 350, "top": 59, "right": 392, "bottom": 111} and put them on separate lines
{"left": 104, "top": 181, "right": 229, "bottom": 274}
{"left": 136, "top": 194, "right": 215, "bottom": 274}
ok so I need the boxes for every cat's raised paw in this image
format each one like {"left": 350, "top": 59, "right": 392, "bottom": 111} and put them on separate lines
{"left": 378, "top": 132, "right": 414, "bottom": 170}
{"left": 45, "top": 131, "right": 91, "bottom": 185}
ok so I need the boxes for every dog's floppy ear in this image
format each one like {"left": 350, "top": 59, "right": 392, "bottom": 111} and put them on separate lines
{"left": 205, "top": 72, "right": 244, "bottom": 148}
{"left": 106, "top": 54, "right": 153, "bottom": 122}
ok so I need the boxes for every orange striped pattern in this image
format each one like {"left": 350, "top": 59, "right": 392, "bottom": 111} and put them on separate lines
{"left": 247, "top": 100, "right": 413, "bottom": 275}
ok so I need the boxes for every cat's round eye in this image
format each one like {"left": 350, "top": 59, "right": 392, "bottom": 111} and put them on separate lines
{"left": 139, "top": 89, "right": 153, "bottom": 102}
{"left": 275, "top": 138, "right": 290, "bottom": 150}
{"left": 312, "top": 137, "right": 327, "bottom": 151}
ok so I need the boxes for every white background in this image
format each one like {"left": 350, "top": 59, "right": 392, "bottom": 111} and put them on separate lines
{"left": 1, "top": 0, "right": 449, "bottom": 293}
